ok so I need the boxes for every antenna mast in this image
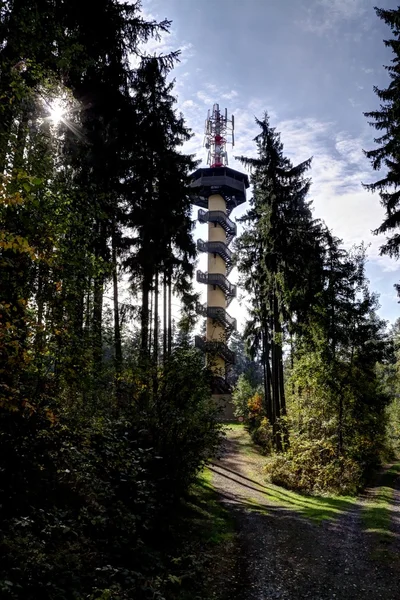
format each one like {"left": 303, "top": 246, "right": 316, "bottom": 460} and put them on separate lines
{"left": 204, "top": 103, "right": 235, "bottom": 167}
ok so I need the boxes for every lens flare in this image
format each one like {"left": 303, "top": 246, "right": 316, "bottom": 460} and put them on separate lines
{"left": 49, "top": 99, "right": 64, "bottom": 124}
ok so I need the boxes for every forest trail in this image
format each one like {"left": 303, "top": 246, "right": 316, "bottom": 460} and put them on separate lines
{"left": 210, "top": 425, "right": 400, "bottom": 600}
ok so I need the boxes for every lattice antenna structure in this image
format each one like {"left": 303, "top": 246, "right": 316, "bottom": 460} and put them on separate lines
{"left": 204, "top": 103, "right": 235, "bottom": 168}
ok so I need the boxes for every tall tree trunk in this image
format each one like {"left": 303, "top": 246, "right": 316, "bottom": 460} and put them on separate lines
{"left": 163, "top": 270, "right": 167, "bottom": 362}
{"left": 290, "top": 331, "right": 295, "bottom": 396}
{"left": 92, "top": 221, "right": 106, "bottom": 370}
{"left": 338, "top": 393, "right": 344, "bottom": 457}
{"left": 153, "top": 271, "right": 159, "bottom": 365}
{"left": 167, "top": 269, "right": 172, "bottom": 356}
{"left": 0, "top": 105, "right": 14, "bottom": 176}
{"left": 274, "top": 292, "right": 288, "bottom": 449}
{"left": 85, "top": 280, "right": 91, "bottom": 335}
{"left": 11, "top": 106, "right": 29, "bottom": 180}
{"left": 262, "top": 325, "right": 272, "bottom": 423}
{"left": 274, "top": 299, "right": 286, "bottom": 417}
{"left": 149, "top": 277, "right": 154, "bottom": 355}
{"left": 112, "top": 232, "right": 122, "bottom": 401}
{"left": 92, "top": 275, "right": 104, "bottom": 367}
{"left": 153, "top": 271, "right": 159, "bottom": 396}
{"left": 33, "top": 262, "right": 46, "bottom": 399}
{"left": 35, "top": 263, "right": 45, "bottom": 352}
{"left": 270, "top": 292, "right": 281, "bottom": 450}
{"left": 140, "top": 270, "right": 151, "bottom": 354}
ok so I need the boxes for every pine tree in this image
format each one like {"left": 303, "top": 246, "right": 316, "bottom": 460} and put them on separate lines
{"left": 0, "top": 0, "right": 175, "bottom": 405}
{"left": 364, "top": 7, "right": 400, "bottom": 273}
{"left": 284, "top": 241, "right": 390, "bottom": 490}
{"left": 235, "top": 113, "right": 323, "bottom": 447}
{"left": 228, "top": 330, "right": 264, "bottom": 388}
{"left": 124, "top": 57, "right": 197, "bottom": 357}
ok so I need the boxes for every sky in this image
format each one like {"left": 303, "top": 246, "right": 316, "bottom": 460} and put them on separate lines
{"left": 141, "top": 0, "right": 400, "bottom": 329}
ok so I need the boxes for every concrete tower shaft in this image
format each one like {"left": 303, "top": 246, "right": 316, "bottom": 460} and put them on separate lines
{"left": 191, "top": 105, "right": 249, "bottom": 393}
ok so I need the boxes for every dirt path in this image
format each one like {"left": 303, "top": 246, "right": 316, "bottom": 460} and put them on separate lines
{"left": 211, "top": 425, "right": 400, "bottom": 600}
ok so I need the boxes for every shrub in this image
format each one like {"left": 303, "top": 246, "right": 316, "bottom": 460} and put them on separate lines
{"left": 251, "top": 417, "right": 273, "bottom": 454}
{"left": 264, "top": 438, "right": 363, "bottom": 495}
{"left": 0, "top": 347, "right": 221, "bottom": 599}
{"left": 231, "top": 374, "right": 254, "bottom": 418}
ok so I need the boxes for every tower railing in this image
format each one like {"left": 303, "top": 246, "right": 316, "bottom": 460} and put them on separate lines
{"left": 198, "top": 209, "right": 237, "bottom": 246}
{"left": 196, "top": 270, "right": 237, "bottom": 305}
{"left": 195, "top": 303, "right": 237, "bottom": 338}
{"left": 208, "top": 306, "right": 237, "bottom": 337}
{"left": 194, "top": 335, "right": 235, "bottom": 365}
{"left": 196, "top": 239, "right": 234, "bottom": 274}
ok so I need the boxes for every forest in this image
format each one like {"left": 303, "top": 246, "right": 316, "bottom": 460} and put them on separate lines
{"left": 1, "top": 1, "right": 400, "bottom": 599}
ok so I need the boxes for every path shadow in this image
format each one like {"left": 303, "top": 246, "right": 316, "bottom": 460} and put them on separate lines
{"left": 210, "top": 462, "right": 357, "bottom": 522}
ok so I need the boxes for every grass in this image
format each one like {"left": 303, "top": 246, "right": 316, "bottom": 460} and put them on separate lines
{"left": 221, "top": 423, "right": 358, "bottom": 523}
{"left": 229, "top": 425, "right": 400, "bottom": 534}
{"left": 260, "top": 483, "right": 356, "bottom": 522}
{"left": 223, "top": 422, "right": 262, "bottom": 458}
{"left": 361, "top": 463, "right": 400, "bottom": 541}
{"left": 188, "top": 467, "right": 235, "bottom": 545}
{"left": 174, "top": 467, "right": 238, "bottom": 600}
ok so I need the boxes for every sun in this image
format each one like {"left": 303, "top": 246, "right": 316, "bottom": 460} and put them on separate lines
{"left": 48, "top": 98, "right": 65, "bottom": 124}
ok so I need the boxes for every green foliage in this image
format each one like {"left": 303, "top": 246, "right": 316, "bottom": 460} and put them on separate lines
{"left": 362, "top": 464, "right": 400, "bottom": 539}
{"left": 265, "top": 438, "right": 363, "bottom": 495}
{"left": 386, "top": 398, "right": 400, "bottom": 455}
{"left": 376, "top": 318, "right": 400, "bottom": 455}
{"left": 264, "top": 242, "right": 391, "bottom": 494}
{"left": 232, "top": 376, "right": 273, "bottom": 453}
{"left": 251, "top": 417, "right": 274, "bottom": 453}
{"left": 0, "top": 3, "right": 219, "bottom": 597}
{"left": 227, "top": 331, "right": 263, "bottom": 388}
{"left": 235, "top": 113, "right": 324, "bottom": 446}
{"left": 231, "top": 374, "right": 255, "bottom": 417}
{"left": 0, "top": 348, "right": 221, "bottom": 599}
{"left": 364, "top": 7, "right": 400, "bottom": 265}
{"left": 174, "top": 469, "right": 237, "bottom": 600}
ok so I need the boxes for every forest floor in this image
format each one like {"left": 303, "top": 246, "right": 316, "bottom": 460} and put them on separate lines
{"left": 209, "top": 424, "right": 400, "bottom": 600}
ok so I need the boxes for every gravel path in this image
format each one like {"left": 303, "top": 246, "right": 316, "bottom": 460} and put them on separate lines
{"left": 211, "top": 426, "right": 400, "bottom": 600}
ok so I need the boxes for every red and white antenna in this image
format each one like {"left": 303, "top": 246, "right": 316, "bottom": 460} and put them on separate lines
{"left": 204, "top": 103, "right": 235, "bottom": 168}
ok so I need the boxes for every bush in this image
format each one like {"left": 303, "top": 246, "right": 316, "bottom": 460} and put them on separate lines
{"left": 0, "top": 347, "right": 222, "bottom": 599}
{"left": 251, "top": 417, "right": 273, "bottom": 454}
{"left": 231, "top": 374, "right": 254, "bottom": 418}
{"left": 264, "top": 438, "right": 363, "bottom": 495}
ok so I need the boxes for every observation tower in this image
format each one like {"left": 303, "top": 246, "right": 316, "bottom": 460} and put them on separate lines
{"left": 191, "top": 104, "right": 249, "bottom": 393}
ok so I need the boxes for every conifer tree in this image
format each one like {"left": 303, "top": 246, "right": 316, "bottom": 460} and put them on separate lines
{"left": 0, "top": 0, "right": 177, "bottom": 403}
{"left": 124, "top": 57, "right": 197, "bottom": 356}
{"left": 284, "top": 240, "right": 389, "bottom": 489}
{"left": 235, "top": 113, "right": 323, "bottom": 447}
{"left": 364, "top": 7, "right": 400, "bottom": 281}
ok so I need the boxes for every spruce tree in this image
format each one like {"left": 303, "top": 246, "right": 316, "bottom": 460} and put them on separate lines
{"left": 124, "top": 57, "right": 197, "bottom": 356}
{"left": 286, "top": 240, "right": 389, "bottom": 488}
{"left": 0, "top": 0, "right": 175, "bottom": 404}
{"left": 235, "top": 113, "right": 323, "bottom": 447}
{"left": 364, "top": 7, "right": 400, "bottom": 272}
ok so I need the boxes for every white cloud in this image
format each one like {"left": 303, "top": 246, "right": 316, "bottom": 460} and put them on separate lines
{"left": 205, "top": 82, "right": 218, "bottom": 93}
{"left": 300, "top": 0, "right": 366, "bottom": 35}
{"left": 196, "top": 90, "right": 214, "bottom": 105}
{"left": 375, "top": 257, "right": 400, "bottom": 274}
{"left": 348, "top": 97, "right": 361, "bottom": 108}
{"left": 222, "top": 90, "right": 239, "bottom": 100}
{"left": 335, "top": 132, "right": 367, "bottom": 166}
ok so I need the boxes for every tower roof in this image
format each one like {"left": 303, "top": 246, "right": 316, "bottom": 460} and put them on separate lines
{"left": 190, "top": 166, "right": 249, "bottom": 213}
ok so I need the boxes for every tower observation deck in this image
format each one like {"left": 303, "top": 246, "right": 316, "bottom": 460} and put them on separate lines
{"left": 191, "top": 104, "right": 249, "bottom": 393}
